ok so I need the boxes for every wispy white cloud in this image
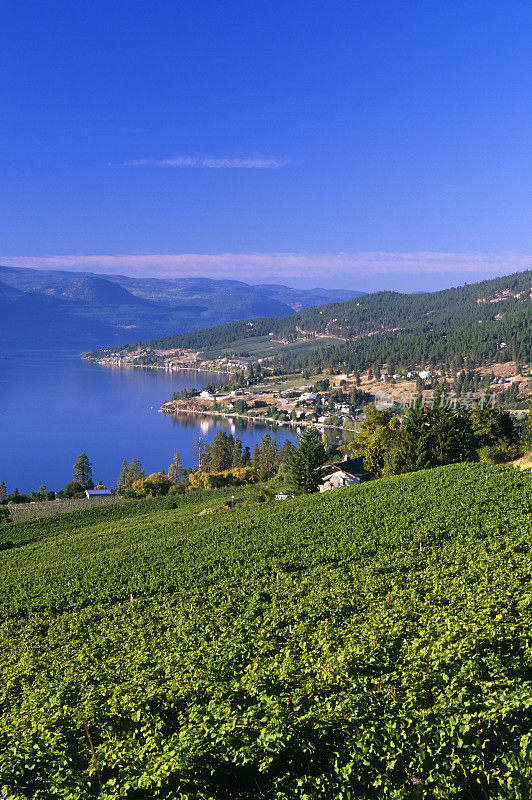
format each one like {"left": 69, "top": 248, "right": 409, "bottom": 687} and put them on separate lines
{"left": 125, "top": 156, "right": 290, "bottom": 169}
{"left": 2, "top": 251, "right": 530, "bottom": 287}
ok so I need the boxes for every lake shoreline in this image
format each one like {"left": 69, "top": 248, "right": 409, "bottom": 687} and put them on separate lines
{"left": 160, "top": 403, "right": 345, "bottom": 431}
{"left": 1, "top": 351, "right": 298, "bottom": 493}
{"left": 83, "top": 357, "right": 232, "bottom": 376}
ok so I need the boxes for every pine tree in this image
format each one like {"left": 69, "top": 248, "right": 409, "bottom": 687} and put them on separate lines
{"left": 0, "top": 481, "right": 6, "bottom": 502}
{"left": 290, "top": 428, "right": 327, "bottom": 493}
{"left": 72, "top": 453, "right": 93, "bottom": 489}
{"left": 231, "top": 437, "right": 243, "bottom": 468}
{"left": 168, "top": 452, "right": 183, "bottom": 484}
{"left": 277, "top": 439, "right": 295, "bottom": 465}
{"left": 205, "top": 431, "right": 234, "bottom": 472}
{"left": 250, "top": 443, "right": 260, "bottom": 472}
{"left": 126, "top": 459, "right": 145, "bottom": 488}
{"left": 117, "top": 459, "right": 128, "bottom": 492}
{"left": 241, "top": 446, "right": 251, "bottom": 466}
{"left": 394, "top": 400, "right": 477, "bottom": 474}
{"left": 258, "top": 433, "right": 277, "bottom": 478}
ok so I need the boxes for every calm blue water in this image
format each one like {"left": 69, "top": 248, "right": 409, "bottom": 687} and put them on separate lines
{"left": 0, "top": 350, "right": 298, "bottom": 493}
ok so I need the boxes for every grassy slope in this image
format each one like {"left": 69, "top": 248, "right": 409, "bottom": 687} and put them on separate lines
{"left": 1, "top": 465, "right": 531, "bottom": 799}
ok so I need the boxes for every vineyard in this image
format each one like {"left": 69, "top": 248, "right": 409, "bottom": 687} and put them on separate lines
{"left": 1, "top": 464, "right": 531, "bottom": 799}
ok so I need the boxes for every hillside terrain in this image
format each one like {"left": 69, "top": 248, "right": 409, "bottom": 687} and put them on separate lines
{"left": 0, "top": 266, "right": 364, "bottom": 348}
{"left": 134, "top": 269, "right": 531, "bottom": 373}
{"left": 1, "top": 463, "right": 531, "bottom": 798}
{"left": 0, "top": 280, "right": 118, "bottom": 349}
{"left": 59, "top": 276, "right": 144, "bottom": 304}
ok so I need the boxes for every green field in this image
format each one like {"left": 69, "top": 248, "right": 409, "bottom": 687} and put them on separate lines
{"left": 199, "top": 333, "right": 344, "bottom": 361}
{"left": 1, "top": 465, "right": 531, "bottom": 799}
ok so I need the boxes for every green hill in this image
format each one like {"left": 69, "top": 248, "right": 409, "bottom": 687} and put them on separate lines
{"left": 138, "top": 269, "right": 532, "bottom": 372}
{"left": 1, "top": 463, "right": 531, "bottom": 798}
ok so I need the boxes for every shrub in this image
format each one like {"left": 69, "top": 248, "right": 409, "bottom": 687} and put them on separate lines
{"left": 479, "top": 443, "right": 524, "bottom": 464}
{"left": 0, "top": 539, "right": 13, "bottom": 550}
{"left": 188, "top": 467, "right": 257, "bottom": 491}
{"left": 133, "top": 472, "right": 173, "bottom": 497}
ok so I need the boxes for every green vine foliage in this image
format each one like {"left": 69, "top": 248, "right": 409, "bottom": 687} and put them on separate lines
{"left": 0, "top": 464, "right": 531, "bottom": 799}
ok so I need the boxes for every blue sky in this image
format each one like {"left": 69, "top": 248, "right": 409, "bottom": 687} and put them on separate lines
{"left": 2, "top": 0, "right": 532, "bottom": 291}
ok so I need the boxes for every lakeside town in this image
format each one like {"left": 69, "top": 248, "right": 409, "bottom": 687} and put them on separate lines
{"left": 86, "top": 344, "right": 531, "bottom": 430}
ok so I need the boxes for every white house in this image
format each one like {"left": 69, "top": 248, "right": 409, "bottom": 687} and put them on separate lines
{"left": 319, "top": 457, "right": 371, "bottom": 492}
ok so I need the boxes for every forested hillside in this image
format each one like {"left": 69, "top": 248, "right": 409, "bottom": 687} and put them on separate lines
{"left": 1, "top": 463, "right": 531, "bottom": 798}
{"left": 140, "top": 270, "right": 531, "bottom": 372}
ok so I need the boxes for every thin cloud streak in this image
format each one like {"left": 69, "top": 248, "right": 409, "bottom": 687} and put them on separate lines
{"left": 126, "top": 156, "right": 290, "bottom": 169}
{"left": 2, "top": 251, "right": 531, "bottom": 283}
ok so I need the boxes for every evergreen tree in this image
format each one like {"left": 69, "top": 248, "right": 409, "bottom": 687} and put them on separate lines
{"left": 231, "top": 437, "right": 243, "bottom": 468}
{"left": 241, "top": 446, "right": 251, "bottom": 466}
{"left": 72, "top": 453, "right": 93, "bottom": 489}
{"left": 204, "top": 431, "right": 234, "bottom": 472}
{"left": 393, "top": 400, "right": 477, "bottom": 473}
{"left": 126, "top": 459, "right": 145, "bottom": 488}
{"left": 251, "top": 443, "right": 260, "bottom": 472}
{"left": 277, "top": 439, "right": 296, "bottom": 466}
{"left": 117, "top": 459, "right": 128, "bottom": 492}
{"left": 526, "top": 396, "right": 532, "bottom": 445}
{"left": 469, "top": 406, "right": 517, "bottom": 447}
{"left": 290, "top": 428, "right": 327, "bottom": 493}
{"left": 168, "top": 452, "right": 183, "bottom": 484}
{"left": 258, "top": 433, "right": 277, "bottom": 478}
{"left": 0, "top": 481, "right": 6, "bottom": 502}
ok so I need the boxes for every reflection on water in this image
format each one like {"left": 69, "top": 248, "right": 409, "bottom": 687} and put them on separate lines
{"left": 1, "top": 350, "right": 300, "bottom": 492}
{"left": 1, "top": 349, "right": 357, "bottom": 493}
{"left": 169, "top": 410, "right": 356, "bottom": 446}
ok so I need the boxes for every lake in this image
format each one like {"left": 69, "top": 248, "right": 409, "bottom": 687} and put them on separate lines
{"left": 0, "top": 349, "right": 300, "bottom": 493}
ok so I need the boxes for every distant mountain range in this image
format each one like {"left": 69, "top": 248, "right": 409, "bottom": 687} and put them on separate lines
{"left": 0, "top": 265, "right": 364, "bottom": 349}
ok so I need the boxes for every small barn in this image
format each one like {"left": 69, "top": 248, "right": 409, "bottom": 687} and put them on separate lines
{"left": 319, "top": 457, "right": 370, "bottom": 492}
{"left": 85, "top": 489, "right": 112, "bottom": 499}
